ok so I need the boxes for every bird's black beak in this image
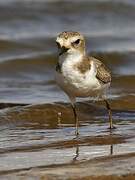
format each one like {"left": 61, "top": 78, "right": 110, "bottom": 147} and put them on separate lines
{"left": 59, "top": 46, "right": 69, "bottom": 56}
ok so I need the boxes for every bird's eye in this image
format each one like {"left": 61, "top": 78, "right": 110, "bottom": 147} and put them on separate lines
{"left": 73, "top": 39, "right": 80, "bottom": 45}
{"left": 56, "top": 42, "right": 61, "bottom": 48}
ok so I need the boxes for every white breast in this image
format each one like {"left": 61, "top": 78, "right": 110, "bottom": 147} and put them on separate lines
{"left": 55, "top": 54, "right": 105, "bottom": 98}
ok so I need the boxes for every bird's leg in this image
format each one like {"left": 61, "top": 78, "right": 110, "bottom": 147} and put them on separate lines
{"left": 104, "top": 99, "right": 113, "bottom": 129}
{"left": 71, "top": 103, "right": 79, "bottom": 136}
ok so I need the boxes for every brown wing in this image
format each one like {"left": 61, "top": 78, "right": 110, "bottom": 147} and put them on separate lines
{"left": 91, "top": 57, "right": 111, "bottom": 84}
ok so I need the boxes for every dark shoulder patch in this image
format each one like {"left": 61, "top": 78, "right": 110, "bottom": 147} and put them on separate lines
{"left": 74, "top": 56, "right": 91, "bottom": 74}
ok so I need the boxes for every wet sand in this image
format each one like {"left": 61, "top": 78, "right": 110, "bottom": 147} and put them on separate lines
{"left": 0, "top": 97, "right": 134, "bottom": 179}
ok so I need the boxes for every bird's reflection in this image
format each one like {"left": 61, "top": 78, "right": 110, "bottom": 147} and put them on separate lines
{"left": 73, "top": 143, "right": 79, "bottom": 162}
{"left": 109, "top": 129, "right": 114, "bottom": 155}
{"left": 72, "top": 141, "right": 114, "bottom": 162}
{"left": 110, "top": 144, "right": 113, "bottom": 155}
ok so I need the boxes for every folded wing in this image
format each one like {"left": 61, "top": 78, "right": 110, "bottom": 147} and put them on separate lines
{"left": 91, "top": 57, "right": 111, "bottom": 84}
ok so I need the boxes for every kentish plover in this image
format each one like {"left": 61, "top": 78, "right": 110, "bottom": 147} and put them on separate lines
{"left": 55, "top": 31, "right": 113, "bottom": 136}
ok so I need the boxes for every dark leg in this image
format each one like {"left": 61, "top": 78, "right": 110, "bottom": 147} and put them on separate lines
{"left": 104, "top": 99, "right": 113, "bottom": 129}
{"left": 71, "top": 103, "right": 79, "bottom": 136}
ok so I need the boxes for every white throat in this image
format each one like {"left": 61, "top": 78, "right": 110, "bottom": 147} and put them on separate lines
{"left": 59, "top": 51, "right": 84, "bottom": 66}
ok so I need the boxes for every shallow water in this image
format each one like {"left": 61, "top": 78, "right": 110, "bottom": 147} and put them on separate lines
{"left": 0, "top": 0, "right": 135, "bottom": 179}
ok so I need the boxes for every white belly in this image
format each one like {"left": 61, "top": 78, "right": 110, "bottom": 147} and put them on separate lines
{"left": 55, "top": 55, "right": 109, "bottom": 98}
{"left": 55, "top": 67, "right": 107, "bottom": 98}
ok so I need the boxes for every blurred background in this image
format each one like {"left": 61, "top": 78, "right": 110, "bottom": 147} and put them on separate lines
{"left": 0, "top": 0, "right": 134, "bottom": 104}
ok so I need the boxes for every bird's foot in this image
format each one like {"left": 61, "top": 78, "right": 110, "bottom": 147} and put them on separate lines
{"left": 108, "top": 125, "right": 116, "bottom": 130}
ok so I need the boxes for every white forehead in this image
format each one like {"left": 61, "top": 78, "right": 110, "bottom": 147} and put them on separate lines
{"left": 56, "top": 35, "right": 81, "bottom": 46}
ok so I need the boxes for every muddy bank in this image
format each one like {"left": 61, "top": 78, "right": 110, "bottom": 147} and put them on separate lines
{"left": 1, "top": 152, "right": 135, "bottom": 180}
{"left": 0, "top": 100, "right": 134, "bottom": 179}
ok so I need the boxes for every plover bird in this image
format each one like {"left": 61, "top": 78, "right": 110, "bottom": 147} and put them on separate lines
{"left": 55, "top": 31, "right": 113, "bottom": 135}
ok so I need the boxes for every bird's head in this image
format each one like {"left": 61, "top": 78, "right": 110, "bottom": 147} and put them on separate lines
{"left": 56, "top": 31, "right": 85, "bottom": 57}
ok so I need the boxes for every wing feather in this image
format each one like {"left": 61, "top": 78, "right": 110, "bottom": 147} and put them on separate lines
{"left": 91, "top": 57, "right": 111, "bottom": 84}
